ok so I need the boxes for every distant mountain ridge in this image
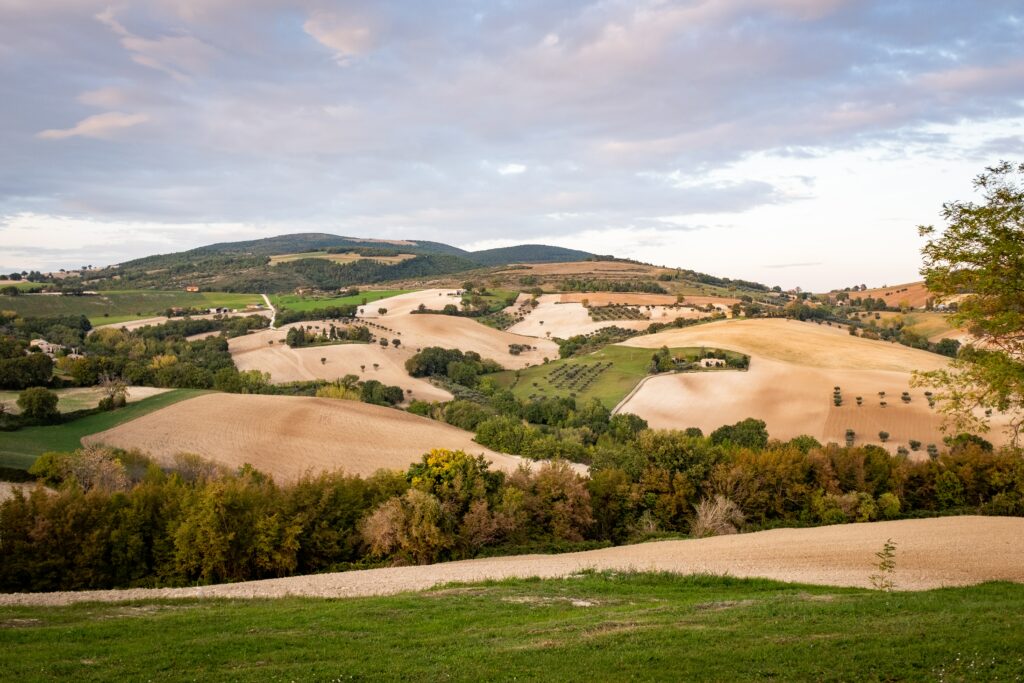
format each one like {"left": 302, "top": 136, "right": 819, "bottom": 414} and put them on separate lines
{"left": 122, "top": 233, "right": 593, "bottom": 265}
{"left": 83, "top": 233, "right": 601, "bottom": 293}
{"left": 193, "top": 233, "right": 469, "bottom": 258}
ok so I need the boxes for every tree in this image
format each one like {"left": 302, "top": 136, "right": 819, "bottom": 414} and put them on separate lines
{"left": 17, "top": 386, "right": 59, "bottom": 421}
{"left": 709, "top": 418, "right": 769, "bottom": 449}
{"left": 914, "top": 161, "right": 1024, "bottom": 445}
{"left": 98, "top": 373, "right": 129, "bottom": 410}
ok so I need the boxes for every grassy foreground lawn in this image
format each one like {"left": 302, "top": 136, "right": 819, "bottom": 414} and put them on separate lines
{"left": 2, "top": 291, "right": 261, "bottom": 325}
{"left": 271, "top": 289, "right": 413, "bottom": 312}
{"left": 492, "top": 345, "right": 745, "bottom": 408}
{"left": 0, "top": 389, "right": 205, "bottom": 469}
{"left": 0, "top": 573, "right": 1021, "bottom": 681}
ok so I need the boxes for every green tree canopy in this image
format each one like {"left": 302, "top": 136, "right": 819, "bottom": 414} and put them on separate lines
{"left": 915, "top": 161, "right": 1024, "bottom": 444}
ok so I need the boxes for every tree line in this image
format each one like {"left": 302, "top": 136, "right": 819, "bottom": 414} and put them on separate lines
{"left": 2, "top": 434, "right": 1020, "bottom": 592}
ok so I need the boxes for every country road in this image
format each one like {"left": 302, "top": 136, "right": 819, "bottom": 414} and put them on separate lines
{"left": 261, "top": 293, "right": 276, "bottom": 329}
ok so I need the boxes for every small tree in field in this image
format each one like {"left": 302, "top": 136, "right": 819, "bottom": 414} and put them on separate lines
{"left": 18, "top": 387, "right": 59, "bottom": 421}
{"left": 869, "top": 539, "right": 898, "bottom": 591}
{"left": 879, "top": 431, "right": 890, "bottom": 443}
{"left": 98, "top": 373, "right": 129, "bottom": 410}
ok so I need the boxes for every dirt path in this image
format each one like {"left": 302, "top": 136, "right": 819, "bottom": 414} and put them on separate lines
{"left": 261, "top": 293, "right": 276, "bottom": 329}
{"left": 3, "top": 517, "right": 1020, "bottom": 606}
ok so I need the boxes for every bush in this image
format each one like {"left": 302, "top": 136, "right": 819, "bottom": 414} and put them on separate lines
{"left": 17, "top": 387, "right": 59, "bottom": 421}
{"left": 690, "top": 496, "right": 745, "bottom": 537}
{"left": 98, "top": 394, "right": 127, "bottom": 411}
{"left": 877, "top": 492, "right": 901, "bottom": 519}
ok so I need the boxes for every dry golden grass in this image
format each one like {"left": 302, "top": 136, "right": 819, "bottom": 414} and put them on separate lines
{"left": 504, "top": 261, "right": 664, "bottom": 276}
{"left": 268, "top": 251, "right": 416, "bottom": 266}
{"left": 83, "top": 393, "right": 545, "bottom": 481}
{"left": 853, "top": 281, "right": 932, "bottom": 309}
{"left": 559, "top": 293, "right": 740, "bottom": 307}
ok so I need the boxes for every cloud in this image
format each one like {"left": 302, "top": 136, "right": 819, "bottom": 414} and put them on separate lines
{"left": 95, "top": 6, "right": 218, "bottom": 81}
{"left": 497, "top": 163, "right": 527, "bottom": 175}
{"left": 303, "top": 10, "right": 376, "bottom": 64}
{"left": 36, "top": 112, "right": 150, "bottom": 140}
{"left": 3, "top": 0, "right": 1024, "bottom": 289}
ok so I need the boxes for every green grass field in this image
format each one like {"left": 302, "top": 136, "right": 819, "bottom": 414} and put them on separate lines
{"left": 0, "top": 573, "right": 1021, "bottom": 681}
{"left": 1, "top": 291, "right": 262, "bottom": 325}
{"left": 0, "top": 280, "right": 45, "bottom": 291}
{"left": 271, "top": 289, "right": 413, "bottom": 312}
{"left": 0, "top": 388, "right": 169, "bottom": 415}
{"left": 492, "top": 345, "right": 744, "bottom": 408}
{"left": 0, "top": 389, "right": 205, "bottom": 469}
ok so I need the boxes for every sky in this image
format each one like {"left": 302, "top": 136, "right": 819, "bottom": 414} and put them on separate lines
{"left": 1, "top": 0, "right": 1023, "bottom": 290}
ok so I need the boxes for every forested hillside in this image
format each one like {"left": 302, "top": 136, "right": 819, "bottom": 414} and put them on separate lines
{"left": 73, "top": 234, "right": 599, "bottom": 292}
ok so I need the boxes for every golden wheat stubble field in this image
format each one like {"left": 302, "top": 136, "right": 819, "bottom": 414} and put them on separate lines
{"left": 508, "top": 293, "right": 728, "bottom": 339}
{"left": 82, "top": 393, "right": 553, "bottom": 481}
{"left": 228, "top": 289, "right": 556, "bottom": 399}
{"left": 616, "top": 318, "right": 1013, "bottom": 452}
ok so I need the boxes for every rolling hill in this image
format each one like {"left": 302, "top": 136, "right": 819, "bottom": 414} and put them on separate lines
{"left": 77, "top": 234, "right": 601, "bottom": 293}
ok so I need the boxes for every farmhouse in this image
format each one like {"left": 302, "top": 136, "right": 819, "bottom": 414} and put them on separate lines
{"left": 208, "top": 307, "right": 231, "bottom": 315}
{"left": 29, "top": 338, "right": 61, "bottom": 356}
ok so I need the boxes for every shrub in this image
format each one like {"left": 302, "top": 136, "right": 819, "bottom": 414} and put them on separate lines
{"left": 690, "top": 496, "right": 745, "bottom": 537}
{"left": 877, "top": 492, "right": 901, "bottom": 519}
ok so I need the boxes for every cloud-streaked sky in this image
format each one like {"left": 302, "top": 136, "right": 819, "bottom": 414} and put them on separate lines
{"left": 2, "top": 0, "right": 1023, "bottom": 289}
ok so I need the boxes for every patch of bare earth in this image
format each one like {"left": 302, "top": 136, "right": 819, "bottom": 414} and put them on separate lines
{"left": 3, "top": 517, "right": 1021, "bottom": 606}
{"left": 508, "top": 294, "right": 726, "bottom": 340}
{"left": 615, "top": 318, "right": 1014, "bottom": 450}
{"left": 0, "top": 482, "right": 39, "bottom": 502}
{"left": 81, "top": 393, "right": 551, "bottom": 481}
